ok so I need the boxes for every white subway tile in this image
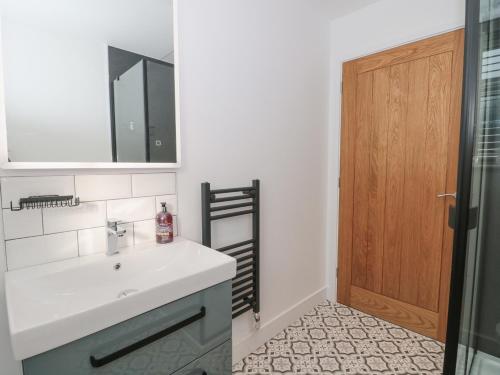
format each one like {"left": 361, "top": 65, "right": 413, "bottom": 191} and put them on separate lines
{"left": 0, "top": 176, "right": 75, "bottom": 209}
{"left": 78, "top": 224, "right": 133, "bottom": 256}
{"left": 43, "top": 202, "right": 106, "bottom": 234}
{"left": 2, "top": 209, "right": 43, "bottom": 240}
{"left": 6, "top": 232, "right": 78, "bottom": 270}
{"left": 155, "top": 195, "right": 178, "bottom": 215}
{"left": 107, "top": 197, "right": 155, "bottom": 222}
{"left": 78, "top": 227, "right": 106, "bottom": 256}
{"left": 75, "top": 174, "right": 131, "bottom": 202}
{"left": 131, "top": 173, "right": 176, "bottom": 197}
{"left": 133, "top": 219, "right": 156, "bottom": 245}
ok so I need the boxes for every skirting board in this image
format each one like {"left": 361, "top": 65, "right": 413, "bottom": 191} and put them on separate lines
{"left": 232, "top": 286, "right": 328, "bottom": 364}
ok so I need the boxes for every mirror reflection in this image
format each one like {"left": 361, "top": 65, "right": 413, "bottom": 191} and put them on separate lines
{"left": 0, "top": 0, "right": 177, "bottom": 163}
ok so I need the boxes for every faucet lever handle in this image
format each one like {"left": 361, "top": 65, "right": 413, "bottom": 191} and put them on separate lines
{"left": 107, "top": 219, "right": 127, "bottom": 235}
{"left": 107, "top": 218, "right": 124, "bottom": 226}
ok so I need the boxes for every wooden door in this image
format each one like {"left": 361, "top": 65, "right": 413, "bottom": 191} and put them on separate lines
{"left": 338, "top": 30, "right": 464, "bottom": 342}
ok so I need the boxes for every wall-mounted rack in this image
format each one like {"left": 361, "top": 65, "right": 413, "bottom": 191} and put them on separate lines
{"left": 10, "top": 195, "right": 80, "bottom": 211}
{"left": 201, "top": 180, "right": 260, "bottom": 322}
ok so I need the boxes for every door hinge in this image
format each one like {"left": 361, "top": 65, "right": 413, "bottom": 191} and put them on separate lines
{"left": 336, "top": 267, "right": 339, "bottom": 278}
{"left": 341, "top": 81, "right": 343, "bottom": 94}
{"left": 338, "top": 177, "right": 341, "bottom": 189}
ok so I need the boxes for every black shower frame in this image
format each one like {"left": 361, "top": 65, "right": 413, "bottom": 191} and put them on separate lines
{"left": 443, "top": 0, "right": 480, "bottom": 373}
{"left": 109, "top": 56, "right": 174, "bottom": 163}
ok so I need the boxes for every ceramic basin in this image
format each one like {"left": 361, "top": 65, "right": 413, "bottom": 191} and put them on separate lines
{"left": 5, "top": 237, "right": 236, "bottom": 360}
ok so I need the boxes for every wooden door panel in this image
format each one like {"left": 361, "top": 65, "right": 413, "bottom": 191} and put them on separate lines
{"left": 365, "top": 67, "right": 390, "bottom": 294}
{"left": 438, "top": 31, "right": 465, "bottom": 341}
{"left": 351, "top": 71, "right": 373, "bottom": 288}
{"left": 338, "top": 30, "right": 464, "bottom": 341}
{"left": 355, "top": 31, "right": 459, "bottom": 74}
{"left": 381, "top": 62, "right": 410, "bottom": 300}
{"left": 350, "top": 286, "right": 439, "bottom": 339}
{"left": 337, "top": 62, "right": 357, "bottom": 305}
{"left": 399, "top": 57, "right": 430, "bottom": 306}
{"left": 418, "top": 52, "right": 453, "bottom": 312}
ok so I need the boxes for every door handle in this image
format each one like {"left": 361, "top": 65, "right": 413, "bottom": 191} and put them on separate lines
{"left": 437, "top": 192, "right": 457, "bottom": 199}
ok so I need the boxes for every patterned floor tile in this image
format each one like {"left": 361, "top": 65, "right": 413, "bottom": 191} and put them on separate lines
{"left": 233, "top": 301, "right": 444, "bottom": 374}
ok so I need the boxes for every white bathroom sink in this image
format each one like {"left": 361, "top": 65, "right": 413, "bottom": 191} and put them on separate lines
{"left": 4, "top": 237, "right": 236, "bottom": 360}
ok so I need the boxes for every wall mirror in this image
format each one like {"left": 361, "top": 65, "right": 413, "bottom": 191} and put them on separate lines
{"left": 0, "top": 0, "right": 180, "bottom": 169}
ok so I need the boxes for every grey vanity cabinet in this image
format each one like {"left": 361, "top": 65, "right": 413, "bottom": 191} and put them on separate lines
{"left": 172, "top": 341, "right": 232, "bottom": 375}
{"left": 22, "top": 281, "right": 232, "bottom": 375}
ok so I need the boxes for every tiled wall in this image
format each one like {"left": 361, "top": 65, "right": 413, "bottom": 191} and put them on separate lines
{"left": 0, "top": 173, "right": 177, "bottom": 270}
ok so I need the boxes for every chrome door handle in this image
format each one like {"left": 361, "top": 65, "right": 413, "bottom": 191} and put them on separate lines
{"left": 437, "top": 192, "right": 457, "bottom": 199}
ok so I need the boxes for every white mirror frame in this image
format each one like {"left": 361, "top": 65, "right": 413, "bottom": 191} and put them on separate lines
{"left": 0, "top": 0, "right": 181, "bottom": 170}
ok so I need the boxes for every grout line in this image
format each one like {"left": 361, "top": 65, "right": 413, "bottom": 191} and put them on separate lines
{"left": 78, "top": 194, "right": 176, "bottom": 204}
{"left": 1, "top": 195, "right": 174, "bottom": 212}
{"left": 3, "top": 216, "right": 177, "bottom": 242}
{"left": 76, "top": 230, "right": 80, "bottom": 257}
{"left": 41, "top": 207, "right": 45, "bottom": 234}
{"left": 105, "top": 198, "right": 108, "bottom": 222}
{"left": 5, "top": 230, "right": 79, "bottom": 242}
{"left": 132, "top": 221, "right": 136, "bottom": 246}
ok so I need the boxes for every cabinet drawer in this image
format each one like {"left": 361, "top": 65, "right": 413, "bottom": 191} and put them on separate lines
{"left": 173, "top": 341, "right": 232, "bottom": 375}
{"left": 23, "top": 281, "right": 231, "bottom": 375}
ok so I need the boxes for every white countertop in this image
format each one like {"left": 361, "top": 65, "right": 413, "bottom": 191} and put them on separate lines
{"left": 4, "top": 237, "right": 236, "bottom": 360}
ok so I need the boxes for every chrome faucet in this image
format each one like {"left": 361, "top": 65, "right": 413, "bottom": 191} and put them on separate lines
{"left": 107, "top": 219, "right": 127, "bottom": 256}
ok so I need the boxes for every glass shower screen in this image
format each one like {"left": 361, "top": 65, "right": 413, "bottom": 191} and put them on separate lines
{"left": 453, "top": 0, "right": 500, "bottom": 374}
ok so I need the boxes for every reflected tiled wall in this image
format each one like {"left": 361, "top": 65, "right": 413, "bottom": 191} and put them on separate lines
{"left": 0, "top": 173, "right": 177, "bottom": 270}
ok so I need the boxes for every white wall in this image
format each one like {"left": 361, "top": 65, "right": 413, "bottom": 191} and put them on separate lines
{"left": 1, "top": 19, "right": 112, "bottom": 162}
{"left": 326, "top": 0, "right": 466, "bottom": 301}
{"left": 176, "top": 0, "right": 331, "bottom": 361}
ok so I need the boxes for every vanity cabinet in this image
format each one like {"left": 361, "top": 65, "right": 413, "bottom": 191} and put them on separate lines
{"left": 172, "top": 341, "right": 232, "bottom": 375}
{"left": 22, "top": 281, "right": 232, "bottom": 375}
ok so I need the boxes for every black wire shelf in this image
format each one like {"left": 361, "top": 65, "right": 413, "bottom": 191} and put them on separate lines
{"left": 10, "top": 195, "right": 80, "bottom": 211}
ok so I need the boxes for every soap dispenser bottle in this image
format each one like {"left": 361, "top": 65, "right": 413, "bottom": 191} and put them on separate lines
{"left": 156, "top": 202, "right": 173, "bottom": 244}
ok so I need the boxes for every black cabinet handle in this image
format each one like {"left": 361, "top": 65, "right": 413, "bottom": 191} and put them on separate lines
{"left": 90, "top": 306, "right": 206, "bottom": 368}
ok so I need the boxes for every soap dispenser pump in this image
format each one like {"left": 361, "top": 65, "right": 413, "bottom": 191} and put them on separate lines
{"left": 156, "top": 202, "right": 173, "bottom": 244}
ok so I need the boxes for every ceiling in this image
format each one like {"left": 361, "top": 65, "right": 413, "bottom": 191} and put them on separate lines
{"left": 0, "top": 0, "right": 174, "bottom": 60}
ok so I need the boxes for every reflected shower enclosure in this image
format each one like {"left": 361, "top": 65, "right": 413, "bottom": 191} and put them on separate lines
{"left": 109, "top": 47, "right": 176, "bottom": 163}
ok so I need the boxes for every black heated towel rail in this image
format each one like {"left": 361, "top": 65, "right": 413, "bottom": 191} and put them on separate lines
{"left": 201, "top": 180, "right": 260, "bottom": 322}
